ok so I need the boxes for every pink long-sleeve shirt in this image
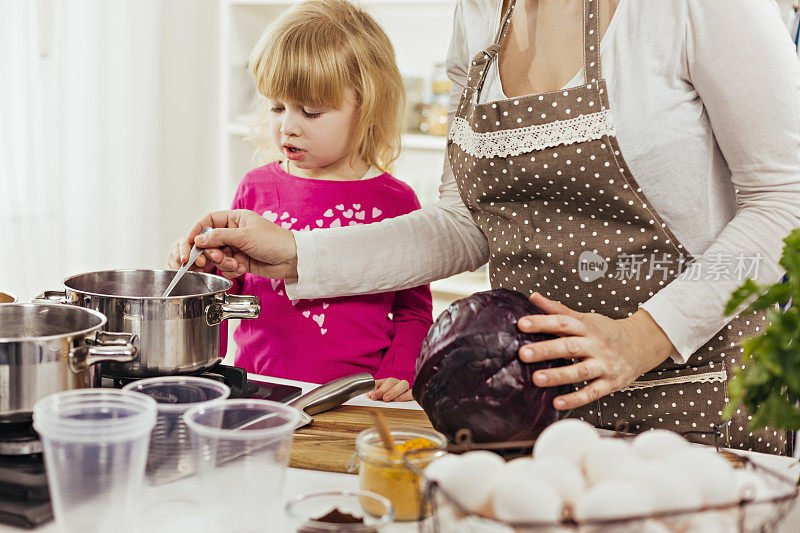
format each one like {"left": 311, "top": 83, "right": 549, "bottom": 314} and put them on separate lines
{"left": 225, "top": 162, "right": 433, "bottom": 384}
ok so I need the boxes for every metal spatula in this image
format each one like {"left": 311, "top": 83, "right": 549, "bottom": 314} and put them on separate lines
{"left": 162, "top": 226, "right": 213, "bottom": 298}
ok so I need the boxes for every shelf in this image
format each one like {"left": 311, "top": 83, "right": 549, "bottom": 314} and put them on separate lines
{"left": 430, "top": 270, "right": 491, "bottom": 298}
{"left": 228, "top": 121, "right": 446, "bottom": 151}
{"left": 402, "top": 133, "right": 447, "bottom": 151}
{"left": 229, "top": 120, "right": 256, "bottom": 137}
{"left": 228, "top": 0, "right": 454, "bottom": 5}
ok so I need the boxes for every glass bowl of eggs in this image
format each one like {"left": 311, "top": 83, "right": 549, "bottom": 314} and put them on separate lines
{"left": 407, "top": 420, "right": 798, "bottom": 533}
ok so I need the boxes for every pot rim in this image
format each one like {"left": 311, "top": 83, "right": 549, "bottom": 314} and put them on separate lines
{"left": 62, "top": 268, "right": 233, "bottom": 300}
{"left": 0, "top": 303, "right": 107, "bottom": 343}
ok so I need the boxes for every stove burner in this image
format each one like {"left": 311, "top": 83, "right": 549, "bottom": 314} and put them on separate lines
{"left": 103, "top": 361, "right": 260, "bottom": 398}
{"left": 0, "top": 421, "right": 42, "bottom": 456}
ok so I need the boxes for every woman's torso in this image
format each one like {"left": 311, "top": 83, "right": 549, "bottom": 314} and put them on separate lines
{"left": 460, "top": 0, "right": 739, "bottom": 258}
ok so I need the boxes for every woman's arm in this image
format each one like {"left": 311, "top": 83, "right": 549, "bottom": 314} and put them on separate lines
{"left": 286, "top": 3, "right": 489, "bottom": 299}
{"left": 639, "top": 0, "right": 800, "bottom": 363}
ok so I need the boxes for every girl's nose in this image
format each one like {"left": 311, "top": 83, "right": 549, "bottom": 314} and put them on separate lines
{"left": 280, "top": 112, "right": 302, "bottom": 136}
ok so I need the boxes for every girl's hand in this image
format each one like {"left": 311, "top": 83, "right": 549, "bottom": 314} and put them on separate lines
{"left": 369, "top": 378, "right": 413, "bottom": 402}
{"left": 182, "top": 209, "right": 299, "bottom": 280}
{"left": 518, "top": 292, "right": 675, "bottom": 411}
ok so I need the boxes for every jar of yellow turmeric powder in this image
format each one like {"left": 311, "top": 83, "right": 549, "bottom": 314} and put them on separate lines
{"left": 353, "top": 426, "right": 446, "bottom": 521}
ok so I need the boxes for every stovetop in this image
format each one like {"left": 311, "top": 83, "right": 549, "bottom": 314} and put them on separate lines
{"left": 0, "top": 421, "right": 50, "bottom": 529}
{"left": 0, "top": 363, "right": 300, "bottom": 529}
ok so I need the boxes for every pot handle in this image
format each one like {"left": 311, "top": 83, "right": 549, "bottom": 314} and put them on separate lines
{"left": 32, "top": 290, "right": 69, "bottom": 305}
{"left": 68, "top": 332, "right": 139, "bottom": 373}
{"left": 205, "top": 294, "right": 261, "bottom": 326}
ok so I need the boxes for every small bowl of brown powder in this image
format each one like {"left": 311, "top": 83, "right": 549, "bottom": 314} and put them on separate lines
{"left": 286, "top": 490, "right": 394, "bottom": 532}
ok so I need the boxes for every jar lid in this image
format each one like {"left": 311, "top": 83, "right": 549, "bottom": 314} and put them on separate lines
{"left": 355, "top": 426, "right": 446, "bottom": 466}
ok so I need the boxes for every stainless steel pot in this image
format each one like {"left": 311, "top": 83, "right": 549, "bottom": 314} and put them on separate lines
{"left": 0, "top": 290, "right": 17, "bottom": 303}
{"left": 37, "top": 269, "right": 261, "bottom": 377}
{"left": 0, "top": 303, "right": 138, "bottom": 420}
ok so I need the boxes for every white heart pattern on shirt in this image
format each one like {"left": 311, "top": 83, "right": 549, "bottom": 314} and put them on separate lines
{"left": 263, "top": 210, "right": 278, "bottom": 223}
{"left": 353, "top": 204, "right": 361, "bottom": 210}
{"left": 277, "top": 290, "right": 284, "bottom": 296}
{"left": 372, "top": 208, "right": 382, "bottom": 218}
{"left": 302, "top": 225, "right": 310, "bottom": 232}
{"left": 270, "top": 279, "right": 281, "bottom": 291}
{"left": 322, "top": 302, "right": 329, "bottom": 309}
{"left": 280, "top": 212, "right": 290, "bottom": 220}
{"left": 281, "top": 221, "right": 292, "bottom": 229}
{"left": 342, "top": 209, "right": 353, "bottom": 218}
{"left": 335, "top": 204, "right": 345, "bottom": 210}
{"left": 316, "top": 220, "right": 324, "bottom": 227}
{"left": 348, "top": 221, "right": 358, "bottom": 226}
{"left": 312, "top": 314, "right": 325, "bottom": 327}
{"left": 355, "top": 211, "right": 365, "bottom": 220}
{"left": 330, "top": 219, "right": 341, "bottom": 228}
{"left": 324, "top": 209, "right": 334, "bottom": 217}
{"left": 302, "top": 311, "right": 311, "bottom": 318}
{"left": 291, "top": 218, "right": 297, "bottom": 224}
{"left": 320, "top": 329, "right": 327, "bottom": 335}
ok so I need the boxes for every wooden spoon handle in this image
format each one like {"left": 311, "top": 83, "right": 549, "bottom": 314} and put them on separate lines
{"left": 372, "top": 411, "right": 395, "bottom": 452}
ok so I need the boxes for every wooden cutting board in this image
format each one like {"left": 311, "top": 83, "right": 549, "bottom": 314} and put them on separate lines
{"left": 289, "top": 405, "right": 433, "bottom": 473}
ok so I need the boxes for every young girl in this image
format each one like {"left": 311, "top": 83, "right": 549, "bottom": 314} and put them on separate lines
{"left": 168, "top": 0, "right": 432, "bottom": 402}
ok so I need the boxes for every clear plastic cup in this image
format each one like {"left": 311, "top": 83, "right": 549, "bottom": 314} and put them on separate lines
{"left": 183, "top": 399, "right": 301, "bottom": 533}
{"left": 122, "top": 375, "right": 231, "bottom": 486}
{"left": 32, "top": 389, "right": 157, "bottom": 533}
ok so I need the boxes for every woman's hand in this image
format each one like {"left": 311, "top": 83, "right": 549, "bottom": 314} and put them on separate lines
{"left": 369, "top": 378, "right": 413, "bottom": 402}
{"left": 179, "top": 209, "right": 299, "bottom": 280}
{"left": 518, "top": 292, "right": 675, "bottom": 411}
{"left": 166, "top": 237, "right": 215, "bottom": 272}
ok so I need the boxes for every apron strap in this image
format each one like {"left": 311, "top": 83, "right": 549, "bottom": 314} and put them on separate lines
{"left": 584, "top": 0, "right": 601, "bottom": 84}
{"left": 464, "top": 0, "right": 602, "bottom": 102}
{"left": 463, "top": 0, "right": 519, "bottom": 101}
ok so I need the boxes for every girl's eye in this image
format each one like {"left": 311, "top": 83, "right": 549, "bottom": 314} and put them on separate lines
{"left": 270, "top": 106, "right": 284, "bottom": 113}
{"left": 303, "top": 109, "right": 322, "bottom": 119}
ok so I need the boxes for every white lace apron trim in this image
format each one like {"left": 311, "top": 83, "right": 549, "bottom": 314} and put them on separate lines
{"left": 619, "top": 369, "right": 728, "bottom": 392}
{"left": 449, "top": 109, "right": 616, "bottom": 159}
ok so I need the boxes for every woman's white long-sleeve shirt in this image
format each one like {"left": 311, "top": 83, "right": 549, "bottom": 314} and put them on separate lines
{"left": 290, "top": 0, "right": 800, "bottom": 364}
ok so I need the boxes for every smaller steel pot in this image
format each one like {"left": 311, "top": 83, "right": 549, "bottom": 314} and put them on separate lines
{"left": 36, "top": 269, "right": 261, "bottom": 377}
{"left": 0, "top": 303, "right": 138, "bottom": 420}
{"left": 0, "top": 290, "right": 17, "bottom": 303}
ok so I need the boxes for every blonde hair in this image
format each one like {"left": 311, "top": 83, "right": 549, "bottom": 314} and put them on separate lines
{"left": 249, "top": 0, "right": 405, "bottom": 172}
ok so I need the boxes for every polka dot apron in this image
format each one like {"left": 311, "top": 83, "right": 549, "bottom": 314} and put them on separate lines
{"left": 447, "top": 0, "right": 788, "bottom": 454}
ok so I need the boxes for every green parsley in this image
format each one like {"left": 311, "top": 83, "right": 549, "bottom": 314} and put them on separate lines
{"left": 723, "top": 229, "right": 800, "bottom": 432}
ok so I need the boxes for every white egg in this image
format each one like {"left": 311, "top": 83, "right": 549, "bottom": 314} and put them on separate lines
{"left": 534, "top": 419, "right": 600, "bottom": 464}
{"left": 491, "top": 471, "right": 563, "bottom": 523}
{"left": 582, "top": 438, "right": 643, "bottom": 486}
{"left": 525, "top": 456, "right": 586, "bottom": 506}
{"left": 574, "top": 479, "right": 655, "bottom": 521}
{"left": 686, "top": 510, "right": 738, "bottom": 533}
{"left": 667, "top": 449, "right": 738, "bottom": 506}
{"left": 440, "top": 451, "right": 505, "bottom": 514}
{"left": 631, "top": 429, "right": 690, "bottom": 461}
{"left": 641, "top": 520, "right": 673, "bottom": 533}
{"left": 424, "top": 453, "right": 462, "bottom": 486}
{"left": 619, "top": 461, "right": 702, "bottom": 512}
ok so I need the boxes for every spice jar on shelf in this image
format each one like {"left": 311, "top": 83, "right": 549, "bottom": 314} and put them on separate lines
{"left": 350, "top": 426, "right": 446, "bottom": 521}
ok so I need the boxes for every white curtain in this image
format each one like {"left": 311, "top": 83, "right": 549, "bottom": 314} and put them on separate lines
{"left": 0, "top": 0, "right": 162, "bottom": 301}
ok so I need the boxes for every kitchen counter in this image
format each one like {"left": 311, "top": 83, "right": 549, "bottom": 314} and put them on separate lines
{"left": 2, "top": 373, "right": 798, "bottom": 532}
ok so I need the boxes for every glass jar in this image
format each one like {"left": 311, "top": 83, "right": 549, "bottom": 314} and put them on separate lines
{"left": 353, "top": 426, "right": 446, "bottom": 521}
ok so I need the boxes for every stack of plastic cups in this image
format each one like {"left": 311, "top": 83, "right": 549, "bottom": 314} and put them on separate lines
{"left": 183, "top": 399, "right": 301, "bottom": 532}
{"left": 122, "top": 375, "right": 231, "bottom": 486}
{"left": 32, "top": 389, "right": 157, "bottom": 533}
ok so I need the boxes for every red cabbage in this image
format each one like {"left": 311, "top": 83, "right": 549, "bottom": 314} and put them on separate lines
{"left": 412, "top": 288, "right": 571, "bottom": 443}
